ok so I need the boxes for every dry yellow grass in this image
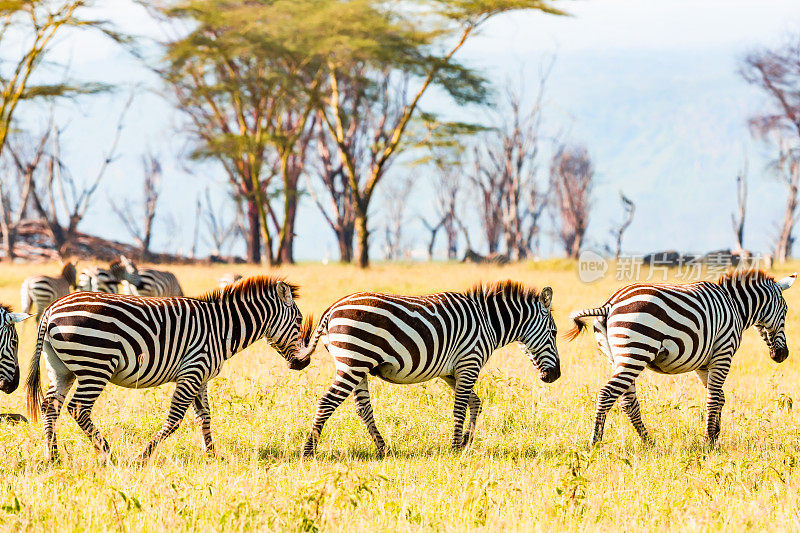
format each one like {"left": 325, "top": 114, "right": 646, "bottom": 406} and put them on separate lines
{"left": 0, "top": 261, "right": 799, "bottom": 531}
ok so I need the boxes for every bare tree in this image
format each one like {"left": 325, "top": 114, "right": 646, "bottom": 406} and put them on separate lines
{"left": 0, "top": 125, "right": 48, "bottom": 260}
{"left": 741, "top": 36, "right": 800, "bottom": 262}
{"left": 611, "top": 192, "right": 635, "bottom": 260}
{"left": 772, "top": 140, "right": 799, "bottom": 263}
{"left": 202, "top": 188, "right": 240, "bottom": 257}
{"left": 421, "top": 172, "right": 464, "bottom": 260}
{"left": 381, "top": 176, "right": 414, "bottom": 261}
{"left": 550, "top": 143, "right": 594, "bottom": 259}
{"left": 731, "top": 160, "right": 747, "bottom": 254}
{"left": 8, "top": 96, "right": 132, "bottom": 258}
{"left": 307, "top": 121, "right": 357, "bottom": 262}
{"left": 465, "top": 63, "right": 552, "bottom": 260}
{"left": 109, "top": 154, "right": 161, "bottom": 261}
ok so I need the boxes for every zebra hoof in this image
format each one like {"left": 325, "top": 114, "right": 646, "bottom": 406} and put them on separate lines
{"left": 0, "top": 413, "right": 27, "bottom": 424}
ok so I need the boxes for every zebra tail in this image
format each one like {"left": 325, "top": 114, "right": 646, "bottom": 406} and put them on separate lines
{"left": 25, "top": 314, "right": 48, "bottom": 422}
{"left": 289, "top": 312, "right": 329, "bottom": 371}
{"left": 564, "top": 306, "right": 610, "bottom": 341}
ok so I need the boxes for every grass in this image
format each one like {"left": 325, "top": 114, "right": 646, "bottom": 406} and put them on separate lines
{"left": 0, "top": 261, "right": 799, "bottom": 530}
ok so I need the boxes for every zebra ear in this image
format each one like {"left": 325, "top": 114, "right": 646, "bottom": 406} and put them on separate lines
{"left": 540, "top": 287, "right": 553, "bottom": 311}
{"left": 7, "top": 313, "right": 32, "bottom": 324}
{"left": 276, "top": 281, "right": 294, "bottom": 306}
{"left": 777, "top": 273, "right": 797, "bottom": 291}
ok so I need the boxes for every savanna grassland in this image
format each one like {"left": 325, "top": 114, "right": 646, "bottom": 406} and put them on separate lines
{"left": 0, "top": 261, "right": 799, "bottom": 531}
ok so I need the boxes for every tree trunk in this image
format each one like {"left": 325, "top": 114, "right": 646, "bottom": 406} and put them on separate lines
{"left": 245, "top": 199, "right": 262, "bottom": 264}
{"left": 356, "top": 212, "right": 369, "bottom": 268}
{"left": 279, "top": 193, "right": 297, "bottom": 264}
{"left": 337, "top": 225, "right": 354, "bottom": 263}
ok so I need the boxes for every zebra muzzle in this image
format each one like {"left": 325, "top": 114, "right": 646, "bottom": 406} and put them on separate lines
{"left": 0, "top": 367, "right": 19, "bottom": 394}
{"left": 771, "top": 346, "right": 789, "bottom": 363}
{"left": 540, "top": 366, "right": 561, "bottom": 383}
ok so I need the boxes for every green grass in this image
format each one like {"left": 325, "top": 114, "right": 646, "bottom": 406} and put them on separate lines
{"left": 0, "top": 261, "right": 799, "bottom": 530}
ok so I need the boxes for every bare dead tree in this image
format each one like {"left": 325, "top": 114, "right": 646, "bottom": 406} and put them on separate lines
{"left": 307, "top": 120, "right": 357, "bottom": 262}
{"left": 11, "top": 95, "right": 132, "bottom": 258}
{"left": 741, "top": 36, "right": 800, "bottom": 261}
{"left": 0, "top": 124, "right": 49, "bottom": 260}
{"left": 420, "top": 172, "right": 464, "bottom": 260}
{"left": 731, "top": 159, "right": 747, "bottom": 254}
{"left": 550, "top": 143, "right": 594, "bottom": 259}
{"left": 466, "top": 62, "right": 553, "bottom": 260}
{"left": 202, "top": 188, "right": 239, "bottom": 257}
{"left": 109, "top": 154, "right": 162, "bottom": 261}
{"left": 772, "top": 139, "right": 800, "bottom": 263}
{"left": 382, "top": 176, "right": 414, "bottom": 261}
{"left": 611, "top": 192, "right": 635, "bottom": 260}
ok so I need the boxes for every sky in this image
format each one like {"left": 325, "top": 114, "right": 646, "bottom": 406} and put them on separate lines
{"left": 8, "top": 0, "right": 800, "bottom": 260}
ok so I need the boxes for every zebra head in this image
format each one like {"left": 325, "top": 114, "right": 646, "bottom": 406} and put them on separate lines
{"left": 118, "top": 256, "right": 144, "bottom": 289}
{"left": 77, "top": 268, "right": 118, "bottom": 293}
{"left": 0, "top": 306, "right": 31, "bottom": 394}
{"left": 263, "top": 281, "right": 303, "bottom": 362}
{"left": 518, "top": 286, "right": 560, "bottom": 383}
{"left": 754, "top": 273, "right": 796, "bottom": 363}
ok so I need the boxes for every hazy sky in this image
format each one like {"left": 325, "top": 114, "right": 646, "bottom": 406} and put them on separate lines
{"left": 11, "top": 0, "right": 800, "bottom": 260}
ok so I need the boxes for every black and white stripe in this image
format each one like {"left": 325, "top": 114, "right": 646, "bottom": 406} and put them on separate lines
{"left": 76, "top": 266, "right": 119, "bottom": 293}
{"left": 0, "top": 305, "right": 31, "bottom": 394}
{"left": 567, "top": 269, "right": 796, "bottom": 446}
{"left": 26, "top": 276, "right": 303, "bottom": 464}
{"left": 291, "top": 281, "right": 560, "bottom": 456}
{"left": 20, "top": 262, "right": 77, "bottom": 322}
{"left": 116, "top": 256, "right": 183, "bottom": 297}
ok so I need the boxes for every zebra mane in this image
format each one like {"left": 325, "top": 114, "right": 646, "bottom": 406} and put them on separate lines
{"left": 195, "top": 275, "right": 299, "bottom": 303}
{"left": 466, "top": 280, "right": 540, "bottom": 301}
{"left": 0, "top": 304, "right": 11, "bottom": 314}
{"left": 715, "top": 268, "right": 775, "bottom": 286}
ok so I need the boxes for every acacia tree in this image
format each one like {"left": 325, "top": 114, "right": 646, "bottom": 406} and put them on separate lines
{"left": 741, "top": 36, "right": 800, "bottom": 262}
{"left": 611, "top": 192, "right": 635, "bottom": 260}
{"left": 311, "top": 0, "right": 562, "bottom": 267}
{"left": 0, "top": 1, "right": 123, "bottom": 160}
{"left": 550, "top": 143, "right": 594, "bottom": 259}
{"left": 731, "top": 161, "right": 747, "bottom": 254}
{"left": 153, "top": 0, "right": 321, "bottom": 265}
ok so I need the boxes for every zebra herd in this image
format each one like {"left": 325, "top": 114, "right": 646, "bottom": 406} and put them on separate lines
{"left": 0, "top": 263, "right": 795, "bottom": 463}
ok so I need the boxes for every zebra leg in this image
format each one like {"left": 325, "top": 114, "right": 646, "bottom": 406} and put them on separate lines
{"left": 591, "top": 367, "right": 645, "bottom": 446}
{"left": 41, "top": 374, "right": 75, "bottom": 461}
{"left": 66, "top": 377, "right": 113, "bottom": 460}
{"left": 303, "top": 370, "right": 364, "bottom": 457}
{"left": 135, "top": 377, "right": 202, "bottom": 466}
{"left": 442, "top": 376, "right": 482, "bottom": 447}
{"left": 451, "top": 371, "right": 479, "bottom": 450}
{"left": 192, "top": 383, "right": 214, "bottom": 456}
{"left": 696, "top": 367, "right": 728, "bottom": 445}
{"left": 619, "top": 383, "right": 650, "bottom": 442}
{"left": 352, "top": 378, "right": 388, "bottom": 457}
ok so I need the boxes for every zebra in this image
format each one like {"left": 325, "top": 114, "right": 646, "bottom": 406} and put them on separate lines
{"left": 0, "top": 305, "right": 32, "bottom": 394}
{"left": 20, "top": 262, "right": 78, "bottom": 322}
{"left": 116, "top": 255, "right": 184, "bottom": 297}
{"left": 219, "top": 272, "right": 243, "bottom": 289}
{"left": 290, "top": 280, "right": 560, "bottom": 457}
{"left": 76, "top": 266, "right": 119, "bottom": 293}
{"left": 566, "top": 269, "right": 796, "bottom": 446}
{"left": 25, "top": 275, "right": 303, "bottom": 464}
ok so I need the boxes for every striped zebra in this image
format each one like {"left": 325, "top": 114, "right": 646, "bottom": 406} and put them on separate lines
{"left": 76, "top": 266, "right": 119, "bottom": 293}
{"left": 290, "top": 281, "right": 560, "bottom": 457}
{"left": 0, "top": 305, "right": 32, "bottom": 394}
{"left": 116, "top": 256, "right": 183, "bottom": 297}
{"left": 566, "top": 269, "right": 796, "bottom": 446}
{"left": 20, "top": 262, "right": 78, "bottom": 322}
{"left": 25, "top": 276, "right": 303, "bottom": 464}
